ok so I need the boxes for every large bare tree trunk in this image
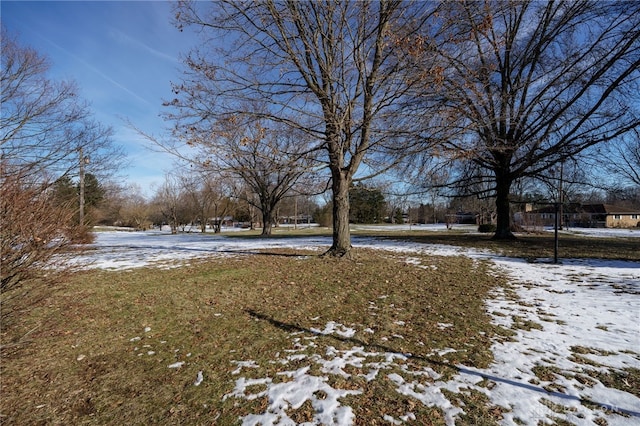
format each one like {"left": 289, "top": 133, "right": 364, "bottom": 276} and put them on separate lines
{"left": 326, "top": 170, "right": 352, "bottom": 257}
{"left": 493, "top": 173, "right": 515, "bottom": 240}
{"left": 260, "top": 208, "right": 273, "bottom": 236}
{"left": 169, "top": 1, "right": 422, "bottom": 256}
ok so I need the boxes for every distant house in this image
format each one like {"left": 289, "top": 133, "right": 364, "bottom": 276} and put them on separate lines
{"left": 516, "top": 204, "right": 557, "bottom": 228}
{"left": 574, "top": 204, "right": 640, "bottom": 228}
{"left": 210, "top": 216, "right": 235, "bottom": 228}
{"left": 520, "top": 203, "right": 640, "bottom": 228}
{"left": 446, "top": 211, "right": 477, "bottom": 225}
{"left": 277, "top": 214, "right": 314, "bottom": 225}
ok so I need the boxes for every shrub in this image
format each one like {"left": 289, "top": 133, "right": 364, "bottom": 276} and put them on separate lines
{"left": 478, "top": 223, "right": 497, "bottom": 233}
{"left": 1, "top": 167, "right": 83, "bottom": 327}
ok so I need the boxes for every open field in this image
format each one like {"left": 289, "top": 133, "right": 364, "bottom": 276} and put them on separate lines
{"left": 1, "top": 226, "right": 639, "bottom": 425}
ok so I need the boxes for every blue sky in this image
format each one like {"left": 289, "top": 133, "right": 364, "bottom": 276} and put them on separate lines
{"left": 2, "top": 0, "right": 197, "bottom": 196}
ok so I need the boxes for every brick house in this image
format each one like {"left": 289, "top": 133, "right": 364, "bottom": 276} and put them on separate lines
{"left": 575, "top": 204, "right": 640, "bottom": 228}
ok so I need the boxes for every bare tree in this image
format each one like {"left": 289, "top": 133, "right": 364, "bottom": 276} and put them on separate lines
{"left": 603, "top": 129, "right": 640, "bottom": 187}
{"left": 180, "top": 173, "right": 206, "bottom": 232}
{"left": 1, "top": 28, "right": 87, "bottom": 179}
{"left": 153, "top": 108, "right": 317, "bottom": 236}
{"left": 416, "top": 1, "right": 640, "bottom": 239}
{"left": 180, "top": 171, "right": 233, "bottom": 233}
{"left": 152, "top": 174, "right": 185, "bottom": 234}
{"left": 1, "top": 28, "right": 123, "bottom": 326}
{"left": 168, "top": 1, "right": 438, "bottom": 255}
{"left": 118, "top": 184, "right": 152, "bottom": 230}
{"left": 215, "top": 118, "right": 313, "bottom": 236}
{"left": 1, "top": 28, "right": 123, "bottom": 182}
{"left": 207, "top": 177, "right": 234, "bottom": 233}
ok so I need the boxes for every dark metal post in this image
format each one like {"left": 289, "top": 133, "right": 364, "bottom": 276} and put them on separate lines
{"left": 554, "top": 202, "right": 559, "bottom": 264}
{"left": 559, "top": 161, "right": 564, "bottom": 230}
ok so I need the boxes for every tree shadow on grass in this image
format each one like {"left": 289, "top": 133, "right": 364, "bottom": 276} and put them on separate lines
{"left": 100, "top": 245, "right": 317, "bottom": 258}
{"left": 246, "top": 309, "right": 640, "bottom": 419}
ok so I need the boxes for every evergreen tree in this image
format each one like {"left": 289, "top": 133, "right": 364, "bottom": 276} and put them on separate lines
{"left": 81, "top": 173, "right": 104, "bottom": 208}
{"left": 51, "top": 176, "right": 77, "bottom": 206}
{"left": 349, "top": 185, "right": 386, "bottom": 224}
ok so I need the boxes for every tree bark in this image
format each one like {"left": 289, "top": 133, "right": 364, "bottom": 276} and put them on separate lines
{"left": 492, "top": 172, "right": 515, "bottom": 240}
{"left": 325, "top": 170, "right": 352, "bottom": 257}
{"left": 260, "top": 208, "right": 273, "bottom": 236}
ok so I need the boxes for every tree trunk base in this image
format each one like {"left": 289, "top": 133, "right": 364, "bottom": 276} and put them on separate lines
{"left": 491, "top": 230, "right": 517, "bottom": 240}
{"left": 322, "top": 245, "right": 353, "bottom": 259}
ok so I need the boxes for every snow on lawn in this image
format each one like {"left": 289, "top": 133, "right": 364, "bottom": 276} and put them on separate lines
{"left": 80, "top": 230, "right": 640, "bottom": 425}
{"left": 562, "top": 227, "right": 640, "bottom": 238}
{"left": 482, "top": 257, "right": 640, "bottom": 424}
{"left": 79, "top": 230, "right": 492, "bottom": 271}
{"left": 74, "top": 230, "right": 330, "bottom": 270}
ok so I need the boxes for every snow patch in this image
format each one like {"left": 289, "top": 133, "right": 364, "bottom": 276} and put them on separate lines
{"left": 224, "top": 366, "right": 361, "bottom": 425}
{"left": 310, "top": 321, "right": 356, "bottom": 338}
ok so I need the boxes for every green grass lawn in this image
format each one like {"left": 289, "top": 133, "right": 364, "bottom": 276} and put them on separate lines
{"left": 1, "top": 249, "right": 511, "bottom": 425}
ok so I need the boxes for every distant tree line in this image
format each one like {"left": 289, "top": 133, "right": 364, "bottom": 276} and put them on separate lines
{"left": 83, "top": 164, "right": 640, "bottom": 234}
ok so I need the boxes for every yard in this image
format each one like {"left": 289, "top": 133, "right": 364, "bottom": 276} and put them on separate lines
{"left": 1, "top": 225, "right": 639, "bottom": 425}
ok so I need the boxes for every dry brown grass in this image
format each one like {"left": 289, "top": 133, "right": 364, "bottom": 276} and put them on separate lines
{"left": 1, "top": 248, "right": 508, "bottom": 425}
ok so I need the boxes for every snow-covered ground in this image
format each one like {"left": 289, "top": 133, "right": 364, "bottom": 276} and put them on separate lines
{"left": 80, "top": 229, "right": 639, "bottom": 425}
{"left": 559, "top": 227, "right": 640, "bottom": 238}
